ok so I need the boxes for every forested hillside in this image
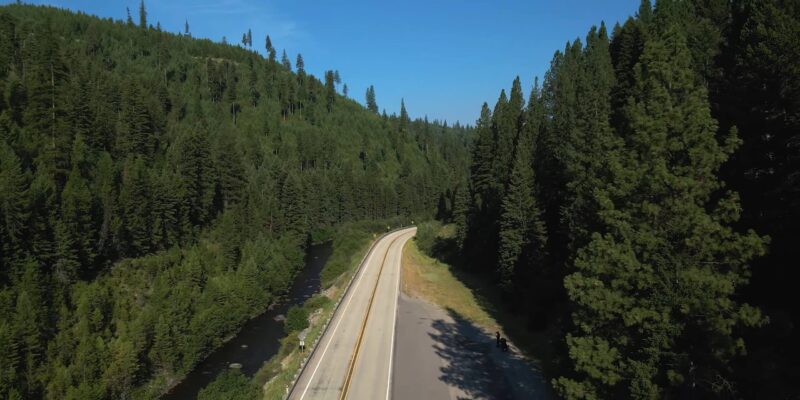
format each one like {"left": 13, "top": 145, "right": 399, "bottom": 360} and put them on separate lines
{"left": 455, "top": 0, "right": 799, "bottom": 398}
{"left": 0, "top": 3, "right": 470, "bottom": 399}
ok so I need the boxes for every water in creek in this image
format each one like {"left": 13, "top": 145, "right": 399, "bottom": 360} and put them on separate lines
{"left": 162, "top": 241, "right": 333, "bottom": 399}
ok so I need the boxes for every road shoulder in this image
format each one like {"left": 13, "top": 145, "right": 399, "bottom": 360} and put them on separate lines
{"left": 395, "top": 238, "right": 554, "bottom": 400}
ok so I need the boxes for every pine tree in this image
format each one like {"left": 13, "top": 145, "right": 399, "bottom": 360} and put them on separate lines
{"left": 102, "top": 339, "right": 138, "bottom": 399}
{"left": 150, "top": 168, "right": 179, "bottom": 250}
{"left": 464, "top": 86, "right": 518, "bottom": 272}
{"left": 14, "top": 259, "right": 45, "bottom": 397}
{"left": 247, "top": 57, "right": 260, "bottom": 106}
{"left": 0, "top": 315, "right": 21, "bottom": 399}
{"left": 464, "top": 103, "right": 494, "bottom": 266}
{"left": 213, "top": 134, "right": 245, "bottom": 211}
{"left": 492, "top": 78, "right": 525, "bottom": 197}
{"left": 281, "top": 50, "right": 291, "bottom": 70}
{"left": 280, "top": 173, "right": 306, "bottom": 235}
{"left": 277, "top": 73, "right": 290, "bottom": 118}
{"left": 26, "top": 169, "right": 57, "bottom": 270}
{"left": 399, "top": 98, "right": 409, "bottom": 133}
{"left": 52, "top": 218, "right": 79, "bottom": 285}
{"left": 555, "top": 25, "right": 767, "bottom": 399}
{"left": 226, "top": 70, "right": 239, "bottom": 124}
{"left": 265, "top": 35, "right": 276, "bottom": 62}
{"left": 610, "top": 17, "right": 646, "bottom": 131}
{"left": 0, "top": 12, "right": 17, "bottom": 79}
{"left": 537, "top": 40, "right": 583, "bottom": 272}
{"left": 119, "top": 156, "right": 151, "bottom": 256}
{"left": 497, "top": 106, "right": 545, "bottom": 297}
{"left": 117, "top": 79, "right": 153, "bottom": 158}
{"left": 93, "top": 152, "right": 117, "bottom": 259}
{"left": 60, "top": 159, "right": 95, "bottom": 277}
{"left": 468, "top": 103, "right": 493, "bottom": 212}
{"left": 637, "top": 0, "right": 653, "bottom": 26}
{"left": 4, "top": 76, "right": 25, "bottom": 126}
{"left": 21, "top": 21, "right": 69, "bottom": 185}
{"left": 69, "top": 77, "right": 97, "bottom": 151}
{"left": 562, "top": 23, "right": 618, "bottom": 256}
{"left": 175, "top": 126, "right": 214, "bottom": 228}
{"left": 294, "top": 55, "right": 307, "bottom": 113}
{"left": 295, "top": 53, "right": 305, "bottom": 75}
{"left": 324, "top": 70, "right": 335, "bottom": 112}
{"left": 207, "top": 59, "right": 225, "bottom": 102}
{"left": 0, "top": 142, "right": 27, "bottom": 281}
{"left": 365, "top": 85, "right": 378, "bottom": 113}
{"left": 149, "top": 316, "right": 176, "bottom": 372}
{"left": 451, "top": 177, "right": 469, "bottom": 250}
{"left": 138, "top": 0, "right": 146, "bottom": 29}
{"left": 709, "top": 2, "right": 800, "bottom": 395}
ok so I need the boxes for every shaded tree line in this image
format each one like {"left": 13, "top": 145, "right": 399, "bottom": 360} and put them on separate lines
{"left": 455, "top": 0, "right": 798, "bottom": 398}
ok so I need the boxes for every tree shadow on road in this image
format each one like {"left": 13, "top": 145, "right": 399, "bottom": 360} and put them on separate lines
{"left": 428, "top": 307, "right": 553, "bottom": 400}
{"left": 428, "top": 234, "right": 566, "bottom": 380}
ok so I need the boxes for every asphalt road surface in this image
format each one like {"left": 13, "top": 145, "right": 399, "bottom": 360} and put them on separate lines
{"left": 392, "top": 294, "right": 554, "bottom": 400}
{"left": 289, "top": 227, "right": 416, "bottom": 400}
{"left": 289, "top": 225, "right": 551, "bottom": 399}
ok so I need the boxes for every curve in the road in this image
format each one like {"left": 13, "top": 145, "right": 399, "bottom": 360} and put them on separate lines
{"left": 339, "top": 233, "right": 403, "bottom": 400}
{"left": 290, "top": 228, "right": 415, "bottom": 400}
{"left": 295, "top": 235, "right": 386, "bottom": 400}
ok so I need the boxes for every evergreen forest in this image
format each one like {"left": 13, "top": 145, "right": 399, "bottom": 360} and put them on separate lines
{"left": 1, "top": 0, "right": 799, "bottom": 399}
{"left": 455, "top": 0, "right": 800, "bottom": 398}
{"left": 0, "top": 3, "right": 470, "bottom": 399}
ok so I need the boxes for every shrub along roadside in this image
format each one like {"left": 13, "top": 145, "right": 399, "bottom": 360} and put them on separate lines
{"left": 413, "top": 220, "right": 442, "bottom": 255}
{"left": 198, "top": 370, "right": 261, "bottom": 400}
{"left": 284, "top": 306, "right": 309, "bottom": 335}
{"left": 319, "top": 217, "right": 410, "bottom": 287}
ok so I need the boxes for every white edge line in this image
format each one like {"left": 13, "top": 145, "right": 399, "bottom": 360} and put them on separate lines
{"left": 385, "top": 232, "right": 410, "bottom": 400}
{"left": 298, "top": 231, "right": 392, "bottom": 400}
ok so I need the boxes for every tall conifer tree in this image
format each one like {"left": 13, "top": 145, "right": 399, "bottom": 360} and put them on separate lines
{"left": 0, "top": 142, "right": 27, "bottom": 280}
{"left": 324, "top": 70, "right": 335, "bottom": 112}
{"left": 281, "top": 50, "right": 291, "bottom": 70}
{"left": 399, "top": 98, "right": 409, "bottom": 133}
{"left": 562, "top": 23, "right": 618, "bottom": 256}
{"left": 365, "top": 85, "right": 378, "bottom": 113}
{"left": 138, "top": 0, "right": 146, "bottom": 29}
{"left": 497, "top": 105, "right": 545, "bottom": 297}
{"left": 265, "top": 35, "right": 276, "bottom": 62}
{"left": 555, "top": 24, "right": 767, "bottom": 399}
{"left": 119, "top": 156, "right": 151, "bottom": 256}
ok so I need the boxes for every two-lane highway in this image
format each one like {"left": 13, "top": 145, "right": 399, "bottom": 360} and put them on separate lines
{"left": 289, "top": 227, "right": 416, "bottom": 400}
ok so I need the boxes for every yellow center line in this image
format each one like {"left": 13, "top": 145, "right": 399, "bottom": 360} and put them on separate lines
{"left": 339, "top": 232, "right": 404, "bottom": 400}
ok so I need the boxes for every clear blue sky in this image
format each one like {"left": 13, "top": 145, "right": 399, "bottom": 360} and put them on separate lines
{"left": 8, "top": 0, "right": 641, "bottom": 125}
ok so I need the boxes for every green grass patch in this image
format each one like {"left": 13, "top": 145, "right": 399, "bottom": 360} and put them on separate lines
{"left": 302, "top": 294, "right": 332, "bottom": 312}
{"left": 403, "top": 240, "right": 499, "bottom": 330}
{"left": 404, "top": 223, "right": 561, "bottom": 375}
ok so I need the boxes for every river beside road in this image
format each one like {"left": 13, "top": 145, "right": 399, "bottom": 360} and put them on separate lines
{"left": 162, "top": 241, "right": 333, "bottom": 399}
